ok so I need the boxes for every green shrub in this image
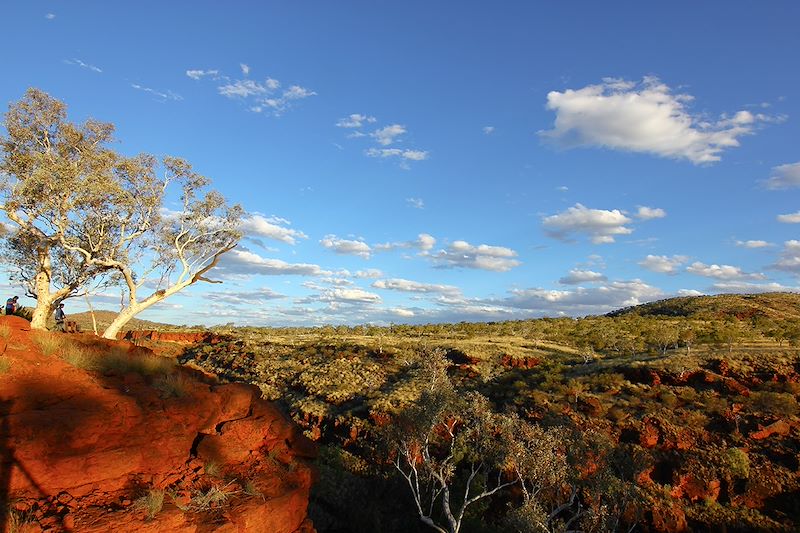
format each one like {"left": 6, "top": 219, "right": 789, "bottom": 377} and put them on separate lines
{"left": 722, "top": 448, "right": 750, "bottom": 479}
{"left": 749, "top": 391, "right": 799, "bottom": 416}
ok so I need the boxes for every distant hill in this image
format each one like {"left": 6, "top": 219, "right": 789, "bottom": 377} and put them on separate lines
{"left": 607, "top": 292, "right": 800, "bottom": 320}
{"left": 65, "top": 310, "right": 175, "bottom": 333}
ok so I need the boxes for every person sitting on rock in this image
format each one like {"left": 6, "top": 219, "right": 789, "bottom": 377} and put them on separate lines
{"left": 54, "top": 303, "right": 66, "bottom": 332}
{"left": 5, "top": 296, "right": 18, "bottom": 315}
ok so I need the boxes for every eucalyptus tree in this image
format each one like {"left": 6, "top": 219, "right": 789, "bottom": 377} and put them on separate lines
{"left": 1, "top": 88, "right": 243, "bottom": 334}
{"left": 0, "top": 88, "right": 120, "bottom": 328}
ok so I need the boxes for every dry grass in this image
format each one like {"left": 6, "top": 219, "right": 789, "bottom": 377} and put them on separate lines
{"left": 0, "top": 358, "right": 10, "bottom": 374}
{"left": 134, "top": 488, "right": 165, "bottom": 519}
{"left": 61, "top": 344, "right": 100, "bottom": 370}
{"left": 191, "top": 483, "right": 236, "bottom": 510}
{"left": 204, "top": 460, "right": 222, "bottom": 478}
{"left": 153, "top": 373, "right": 191, "bottom": 398}
{"left": 0, "top": 323, "right": 12, "bottom": 340}
{"left": 101, "top": 347, "right": 176, "bottom": 376}
{"left": 33, "top": 332, "right": 66, "bottom": 356}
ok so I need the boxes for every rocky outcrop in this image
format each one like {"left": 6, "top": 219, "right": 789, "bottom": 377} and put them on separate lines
{"left": 0, "top": 316, "right": 316, "bottom": 532}
{"left": 122, "top": 330, "right": 224, "bottom": 345}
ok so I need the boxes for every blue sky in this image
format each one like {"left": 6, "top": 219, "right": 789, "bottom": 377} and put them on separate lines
{"left": 2, "top": 2, "right": 799, "bottom": 326}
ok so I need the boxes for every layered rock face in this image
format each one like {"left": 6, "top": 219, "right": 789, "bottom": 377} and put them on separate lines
{"left": 0, "top": 316, "right": 316, "bottom": 532}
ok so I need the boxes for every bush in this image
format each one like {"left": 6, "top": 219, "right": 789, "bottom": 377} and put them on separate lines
{"left": 722, "top": 448, "right": 750, "bottom": 479}
{"left": 749, "top": 391, "right": 799, "bottom": 416}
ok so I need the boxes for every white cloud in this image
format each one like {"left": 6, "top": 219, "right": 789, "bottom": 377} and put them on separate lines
{"left": 430, "top": 240, "right": 521, "bottom": 272}
{"left": 320, "top": 235, "right": 372, "bottom": 259}
{"left": 218, "top": 79, "right": 270, "bottom": 98}
{"left": 390, "top": 308, "right": 416, "bottom": 317}
{"left": 131, "top": 84, "right": 182, "bottom": 101}
{"left": 45, "top": 13, "right": 56, "bottom": 20}
{"left": 374, "top": 233, "right": 436, "bottom": 253}
{"left": 686, "top": 261, "right": 765, "bottom": 280}
{"left": 186, "top": 69, "right": 219, "bottom": 80}
{"left": 365, "top": 148, "right": 429, "bottom": 161}
{"left": 777, "top": 211, "right": 800, "bottom": 223}
{"left": 639, "top": 254, "right": 688, "bottom": 274}
{"left": 736, "top": 240, "right": 772, "bottom": 249}
{"left": 711, "top": 281, "right": 799, "bottom": 294}
{"left": 265, "top": 78, "right": 280, "bottom": 90}
{"left": 677, "top": 289, "right": 704, "bottom": 297}
{"left": 240, "top": 63, "right": 250, "bottom": 76}
{"left": 206, "top": 287, "right": 285, "bottom": 305}
{"left": 241, "top": 214, "right": 307, "bottom": 245}
{"left": 772, "top": 240, "right": 800, "bottom": 273}
{"left": 558, "top": 269, "right": 607, "bottom": 285}
{"left": 542, "top": 204, "right": 633, "bottom": 244}
{"left": 219, "top": 249, "right": 330, "bottom": 277}
{"left": 762, "top": 162, "right": 800, "bottom": 190}
{"left": 336, "top": 114, "right": 377, "bottom": 128}
{"left": 483, "top": 126, "right": 495, "bottom": 135}
{"left": 301, "top": 287, "right": 382, "bottom": 305}
{"left": 371, "top": 124, "right": 406, "bottom": 146}
{"left": 63, "top": 58, "right": 102, "bottom": 73}
{"left": 406, "top": 198, "right": 424, "bottom": 209}
{"left": 372, "top": 278, "right": 461, "bottom": 296}
{"left": 540, "top": 76, "right": 769, "bottom": 164}
{"left": 635, "top": 206, "right": 666, "bottom": 220}
{"left": 503, "top": 279, "right": 663, "bottom": 315}
{"left": 353, "top": 269, "right": 384, "bottom": 279}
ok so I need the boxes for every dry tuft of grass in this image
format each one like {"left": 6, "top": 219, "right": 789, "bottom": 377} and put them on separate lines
{"left": 153, "top": 373, "right": 191, "bottom": 398}
{"left": 61, "top": 344, "right": 100, "bottom": 370}
{"left": 134, "top": 488, "right": 165, "bottom": 519}
{"left": 243, "top": 479, "right": 263, "bottom": 499}
{"left": 0, "top": 323, "right": 12, "bottom": 340}
{"left": 191, "top": 483, "right": 236, "bottom": 510}
{"left": 101, "top": 348, "right": 176, "bottom": 377}
{"left": 0, "top": 358, "right": 12, "bottom": 374}
{"left": 33, "top": 332, "right": 66, "bottom": 356}
{"left": 204, "top": 460, "right": 222, "bottom": 478}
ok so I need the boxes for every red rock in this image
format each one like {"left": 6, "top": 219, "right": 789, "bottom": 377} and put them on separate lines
{"left": 0, "top": 327, "right": 316, "bottom": 533}
{"left": 750, "top": 420, "right": 791, "bottom": 440}
{"left": 640, "top": 421, "right": 660, "bottom": 448}
{"left": 651, "top": 501, "right": 688, "bottom": 533}
{"left": 671, "top": 474, "right": 721, "bottom": 502}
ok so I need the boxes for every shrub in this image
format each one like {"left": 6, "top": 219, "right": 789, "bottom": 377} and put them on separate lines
{"left": 749, "top": 391, "right": 800, "bottom": 416}
{"left": 723, "top": 448, "right": 750, "bottom": 479}
{"left": 134, "top": 488, "right": 165, "bottom": 519}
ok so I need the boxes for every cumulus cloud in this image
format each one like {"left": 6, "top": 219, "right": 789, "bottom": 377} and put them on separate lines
{"left": 374, "top": 233, "right": 436, "bottom": 253}
{"left": 772, "top": 240, "right": 800, "bottom": 273}
{"left": 502, "top": 279, "right": 663, "bottom": 315}
{"left": 711, "top": 281, "right": 800, "bottom": 294}
{"left": 483, "top": 126, "right": 495, "bottom": 135}
{"left": 777, "top": 211, "right": 800, "bottom": 223}
{"left": 639, "top": 254, "right": 689, "bottom": 274}
{"left": 45, "top": 13, "right": 56, "bottom": 20}
{"left": 371, "top": 124, "right": 406, "bottom": 146}
{"left": 736, "top": 240, "right": 773, "bottom": 249}
{"left": 320, "top": 235, "right": 372, "bottom": 259}
{"left": 430, "top": 240, "right": 521, "bottom": 272}
{"left": 241, "top": 214, "right": 307, "bottom": 245}
{"left": 63, "top": 58, "right": 102, "bottom": 73}
{"left": 206, "top": 287, "right": 285, "bottom": 305}
{"left": 677, "top": 289, "right": 704, "bottom": 297}
{"left": 540, "top": 76, "right": 770, "bottom": 164}
{"left": 558, "top": 269, "right": 607, "bottom": 285}
{"left": 299, "top": 287, "right": 382, "bottom": 305}
{"left": 353, "top": 269, "right": 384, "bottom": 279}
{"left": 372, "top": 278, "right": 461, "bottom": 296}
{"left": 240, "top": 63, "right": 250, "bottom": 75}
{"left": 542, "top": 204, "right": 633, "bottom": 244}
{"left": 218, "top": 249, "right": 330, "bottom": 277}
{"left": 686, "top": 261, "right": 765, "bottom": 280}
{"left": 336, "top": 114, "right": 377, "bottom": 128}
{"left": 635, "top": 206, "right": 666, "bottom": 220}
{"left": 762, "top": 162, "right": 800, "bottom": 190}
